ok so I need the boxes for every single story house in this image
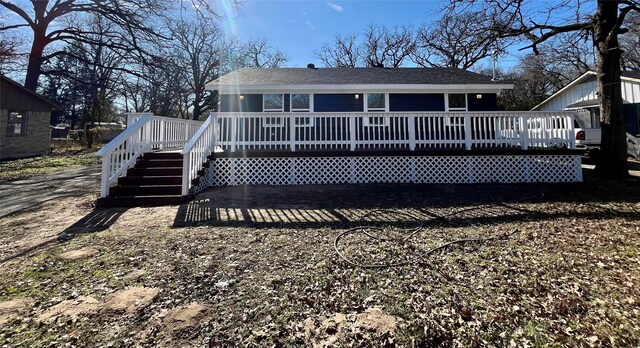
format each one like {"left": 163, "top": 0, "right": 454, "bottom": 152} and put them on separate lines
{"left": 207, "top": 66, "right": 513, "bottom": 114}
{"left": 95, "top": 67, "right": 584, "bottom": 207}
{"left": 0, "top": 75, "right": 60, "bottom": 160}
{"left": 531, "top": 70, "right": 640, "bottom": 136}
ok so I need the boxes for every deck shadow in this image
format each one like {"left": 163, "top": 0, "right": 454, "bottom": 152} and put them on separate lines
{"left": 172, "top": 183, "right": 640, "bottom": 229}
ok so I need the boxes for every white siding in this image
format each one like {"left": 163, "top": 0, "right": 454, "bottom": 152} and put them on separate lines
{"left": 622, "top": 79, "right": 640, "bottom": 103}
{"left": 538, "top": 80, "right": 597, "bottom": 111}
{"left": 538, "top": 77, "right": 640, "bottom": 111}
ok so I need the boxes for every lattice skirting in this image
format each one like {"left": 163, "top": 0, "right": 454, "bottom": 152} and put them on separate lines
{"left": 192, "top": 156, "right": 582, "bottom": 191}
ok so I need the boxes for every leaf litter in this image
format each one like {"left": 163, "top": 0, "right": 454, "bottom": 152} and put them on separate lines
{"left": 0, "top": 181, "right": 639, "bottom": 347}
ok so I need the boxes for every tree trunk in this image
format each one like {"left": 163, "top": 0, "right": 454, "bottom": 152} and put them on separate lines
{"left": 24, "top": 26, "right": 47, "bottom": 91}
{"left": 594, "top": 0, "right": 629, "bottom": 179}
{"left": 192, "top": 95, "right": 202, "bottom": 121}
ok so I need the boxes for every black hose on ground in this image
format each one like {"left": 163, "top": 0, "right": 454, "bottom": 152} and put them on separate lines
{"left": 334, "top": 208, "right": 519, "bottom": 269}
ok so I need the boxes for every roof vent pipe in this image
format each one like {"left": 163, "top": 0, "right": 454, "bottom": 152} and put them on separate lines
{"left": 307, "top": 63, "right": 316, "bottom": 69}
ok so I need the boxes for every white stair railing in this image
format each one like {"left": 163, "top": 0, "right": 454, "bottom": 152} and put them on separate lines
{"left": 96, "top": 114, "right": 203, "bottom": 198}
{"left": 181, "top": 114, "right": 218, "bottom": 196}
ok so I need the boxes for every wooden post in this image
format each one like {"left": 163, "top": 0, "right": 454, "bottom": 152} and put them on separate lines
{"left": 521, "top": 114, "right": 529, "bottom": 150}
{"left": 159, "top": 118, "right": 165, "bottom": 150}
{"left": 464, "top": 113, "right": 472, "bottom": 150}
{"left": 290, "top": 114, "right": 296, "bottom": 152}
{"left": 408, "top": 113, "right": 416, "bottom": 151}
{"left": 349, "top": 114, "right": 356, "bottom": 151}
{"left": 100, "top": 156, "right": 110, "bottom": 198}
{"left": 182, "top": 154, "right": 190, "bottom": 196}
{"left": 230, "top": 116, "right": 238, "bottom": 152}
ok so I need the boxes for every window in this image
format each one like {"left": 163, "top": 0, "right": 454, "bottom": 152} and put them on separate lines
{"left": 291, "top": 94, "right": 311, "bottom": 112}
{"left": 446, "top": 94, "right": 467, "bottom": 126}
{"left": 366, "top": 93, "right": 386, "bottom": 112}
{"left": 7, "top": 111, "right": 26, "bottom": 135}
{"left": 263, "top": 94, "right": 284, "bottom": 112}
{"left": 447, "top": 94, "right": 467, "bottom": 111}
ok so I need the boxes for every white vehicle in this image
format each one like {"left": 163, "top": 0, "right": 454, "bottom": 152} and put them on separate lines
{"left": 574, "top": 120, "right": 640, "bottom": 159}
{"left": 574, "top": 120, "right": 602, "bottom": 158}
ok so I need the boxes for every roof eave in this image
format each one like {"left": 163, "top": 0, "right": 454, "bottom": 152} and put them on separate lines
{"left": 206, "top": 83, "right": 514, "bottom": 93}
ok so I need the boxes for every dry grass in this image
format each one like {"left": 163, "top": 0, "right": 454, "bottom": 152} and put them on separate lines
{"left": 0, "top": 141, "right": 100, "bottom": 182}
{"left": 0, "top": 177, "right": 639, "bottom": 347}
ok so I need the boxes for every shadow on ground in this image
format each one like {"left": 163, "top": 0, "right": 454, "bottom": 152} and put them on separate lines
{"left": 173, "top": 180, "right": 640, "bottom": 229}
{"left": 0, "top": 208, "right": 127, "bottom": 265}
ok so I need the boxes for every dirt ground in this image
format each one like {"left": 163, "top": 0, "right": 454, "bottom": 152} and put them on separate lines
{"left": 0, "top": 167, "right": 639, "bottom": 347}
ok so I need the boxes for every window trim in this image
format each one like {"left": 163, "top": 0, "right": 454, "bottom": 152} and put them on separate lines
{"left": 364, "top": 93, "right": 388, "bottom": 112}
{"left": 445, "top": 93, "right": 468, "bottom": 112}
{"left": 263, "top": 93, "right": 284, "bottom": 112}
{"left": 290, "top": 93, "right": 313, "bottom": 112}
{"left": 445, "top": 93, "right": 467, "bottom": 127}
{"left": 7, "top": 110, "right": 27, "bottom": 136}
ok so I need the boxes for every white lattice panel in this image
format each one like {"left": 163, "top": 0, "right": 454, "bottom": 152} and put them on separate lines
{"left": 205, "top": 155, "right": 582, "bottom": 187}
{"left": 295, "top": 157, "right": 353, "bottom": 184}
{"left": 193, "top": 166, "right": 212, "bottom": 194}
{"left": 471, "top": 156, "right": 527, "bottom": 183}
{"left": 354, "top": 157, "right": 413, "bottom": 183}
{"left": 528, "top": 155, "right": 583, "bottom": 183}
{"left": 413, "top": 157, "right": 469, "bottom": 183}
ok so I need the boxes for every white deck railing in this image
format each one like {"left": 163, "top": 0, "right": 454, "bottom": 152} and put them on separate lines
{"left": 214, "top": 111, "right": 576, "bottom": 152}
{"left": 95, "top": 114, "right": 202, "bottom": 197}
{"left": 181, "top": 114, "right": 218, "bottom": 196}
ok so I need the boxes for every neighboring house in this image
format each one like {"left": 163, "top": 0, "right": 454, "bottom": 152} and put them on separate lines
{"left": 532, "top": 71, "right": 640, "bottom": 136}
{"left": 0, "top": 75, "right": 60, "bottom": 160}
{"left": 207, "top": 66, "right": 512, "bottom": 114}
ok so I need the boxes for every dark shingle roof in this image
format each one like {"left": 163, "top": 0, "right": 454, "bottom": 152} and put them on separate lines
{"left": 622, "top": 71, "right": 640, "bottom": 79}
{"left": 211, "top": 67, "right": 506, "bottom": 86}
{"left": 1, "top": 75, "right": 61, "bottom": 110}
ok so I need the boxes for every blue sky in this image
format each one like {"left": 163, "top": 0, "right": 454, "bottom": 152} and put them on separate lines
{"left": 225, "top": 0, "right": 446, "bottom": 68}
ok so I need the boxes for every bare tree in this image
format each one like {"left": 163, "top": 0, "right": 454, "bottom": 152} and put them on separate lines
{"left": 621, "top": 12, "right": 640, "bottom": 70}
{"left": 316, "top": 33, "right": 361, "bottom": 67}
{"left": 119, "top": 53, "right": 187, "bottom": 118}
{"left": 413, "top": 11, "right": 502, "bottom": 70}
{"left": 362, "top": 24, "right": 415, "bottom": 68}
{"left": 316, "top": 25, "right": 415, "bottom": 68}
{"left": 171, "top": 20, "right": 226, "bottom": 120}
{"left": 0, "top": 33, "right": 20, "bottom": 74}
{"left": 449, "top": 0, "right": 640, "bottom": 178}
{"left": 0, "top": 0, "right": 239, "bottom": 91}
{"left": 238, "top": 38, "right": 288, "bottom": 68}
{"left": 497, "top": 54, "right": 569, "bottom": 111}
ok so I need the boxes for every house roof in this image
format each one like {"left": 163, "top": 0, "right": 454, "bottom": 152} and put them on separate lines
{"left": 531, "top": 70, "right": 640, "bottom": 110}
{"left": 207, "top": 67, "right": 514, "bottom": 93}
{"left": 1, "top": 75, "right": 61, "bottom": 110}
{"left": 565, "top": 99, "right": 599, "bottom": 109}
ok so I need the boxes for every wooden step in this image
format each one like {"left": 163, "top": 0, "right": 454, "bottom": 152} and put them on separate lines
{"left": 126, "top": 167, "right": 182, "bottom": 176}
{"left": 119, "top": 176, "right": 182, "bottom": 186}
{"left": 110, "top": 185, "right": 182, "bottom": 197}
{"left": 96, "top": 195, "right": 190, "bottom": 207}
{"left": 135, "top": 159, "right": 183, "bottom": 168}
{"left": 143, "top": 152, "right": 183, "bottom": 160}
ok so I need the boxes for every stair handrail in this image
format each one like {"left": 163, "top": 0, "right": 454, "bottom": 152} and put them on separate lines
{"left": 95, "top": 114, "right": 156, "bottom": 198}
{"left": 181, "top": 114, "right": 217, "bottom": 196}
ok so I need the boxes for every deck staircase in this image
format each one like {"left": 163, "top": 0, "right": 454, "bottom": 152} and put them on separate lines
{"left": 96, "top": 152, "right": 191, "bottom": 207}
